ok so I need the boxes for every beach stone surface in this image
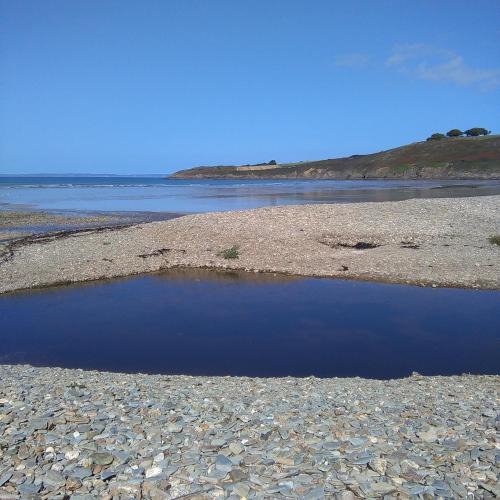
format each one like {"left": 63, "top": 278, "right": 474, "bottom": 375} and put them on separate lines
{"left": 0, "top": 364, "right": 498, "bottom": 498}
{"left": 1, "top": 196, "right": 499, "bottom": 294}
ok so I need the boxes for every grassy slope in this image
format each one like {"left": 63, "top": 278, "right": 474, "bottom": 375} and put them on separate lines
{"left": 171, "top": 135, "right": 500, "bottom": 179}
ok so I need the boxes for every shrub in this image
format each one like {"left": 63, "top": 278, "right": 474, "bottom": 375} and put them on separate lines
{"left": 488, "top": 235, "right": 500, "bottom": 246}
{"left": 446, "top": 129, "right": 463, "bottom": 137}
{"left": 218, "top": 245, "right": 240, "bottom": 259}
{"left": 268, "top": 160, "right": 277, "bottom": 165}
{"left": 427, "top": 133, "right": 446, "bottom": 141}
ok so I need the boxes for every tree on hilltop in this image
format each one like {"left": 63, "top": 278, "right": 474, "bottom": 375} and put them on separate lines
{"left": 427, "top": 133, "right": 446, "bottom": 141}
{"left": 446, "top": 129, "right": 463, "bottom": 137}
{"left": 464, "top": 128, "right": 490, "bottom": 137}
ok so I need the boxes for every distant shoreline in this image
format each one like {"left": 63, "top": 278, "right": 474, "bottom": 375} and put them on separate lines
{"left": 172, "top": 173, "right": 500, "bottom": 180}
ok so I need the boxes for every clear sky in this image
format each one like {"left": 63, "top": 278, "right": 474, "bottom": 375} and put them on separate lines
{"left": 1, "top": 0, "right": 499, "bottom": 174}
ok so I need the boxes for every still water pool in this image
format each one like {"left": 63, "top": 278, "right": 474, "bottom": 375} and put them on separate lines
{"left": 0, "top": 269, "right": 498, "bottom": 379}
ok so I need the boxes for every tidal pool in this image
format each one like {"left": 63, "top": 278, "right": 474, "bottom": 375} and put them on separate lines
{"left": 0, "top": 269, "right": 498, "bottom": 379}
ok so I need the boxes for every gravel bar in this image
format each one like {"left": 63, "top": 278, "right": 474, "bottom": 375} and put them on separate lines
{"left": 1, "top": 196, "right": 499, "bottom": 293}
{"left": 0, "top": 365, "right": 498, "bottom": 499}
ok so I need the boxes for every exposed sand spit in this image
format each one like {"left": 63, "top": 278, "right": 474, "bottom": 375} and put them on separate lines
{"left": 0, "top": 196, "right": 499, "bottom": 293}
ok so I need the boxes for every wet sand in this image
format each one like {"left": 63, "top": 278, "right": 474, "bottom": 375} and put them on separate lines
{"left": 0, "top": 210, "right": 181, "bottom": 241}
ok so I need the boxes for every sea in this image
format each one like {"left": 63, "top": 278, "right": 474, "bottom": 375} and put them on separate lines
{"left": 2, "top": 176, "right": 500, "bottom": 214}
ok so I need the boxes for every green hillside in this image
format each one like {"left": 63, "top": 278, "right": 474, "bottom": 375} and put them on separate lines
{"left": 171, "top": 135, "right": 500, "bottom": 180}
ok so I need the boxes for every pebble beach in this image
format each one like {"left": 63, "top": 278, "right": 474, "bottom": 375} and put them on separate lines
{"left": 0, "top": 365, "right": 498, "bottom": 499}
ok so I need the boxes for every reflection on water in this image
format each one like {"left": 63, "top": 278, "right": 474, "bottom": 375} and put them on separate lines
{"left": 151, "top": 268, "right": 299, "bottom": 284}
{"left": 1, "top": 177, "right": 500, "bottom": 213}
{"left": 1, "top": 269, "right": 498, "bottom": 379}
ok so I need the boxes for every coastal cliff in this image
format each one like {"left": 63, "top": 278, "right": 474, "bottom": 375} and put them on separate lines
{"left": 171, "top": 135, "right": 500, "bottom": 179}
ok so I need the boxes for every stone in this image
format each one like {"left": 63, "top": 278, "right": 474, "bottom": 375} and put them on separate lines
{"left": 100, "top": 469, "right": 117, "bottom": 481}
{"left": 368, "top": 458, "right": 387, "bottom": 475}
{"left": 91, "top": 452, "right": 114, "bottom": 465}
{"left": 43, "top": 469, "right": 66, "bottom": 489}
{"left": 0, "top": 473, "right": 13, "bottom": 487}
{"left": 371, "top": 481, "right": 396, "bottom": 495}
{"left": 349, "top": 437, "right": 366, "bottom": 447}
{"left": 29, "top": 418, "right": 48, "bottom": 431}
{"left": 167, "top": 423, "right": 183, "bottom": 433}
{"left": 323, "top": 441, "right": 341, "bottom": 450}
{"left": 232, "top": 482, "right": 250, "bottom": 498}
{"left": 229, "top": 469, "right": 248, "bottom": 482}
{"left": 70, "top": 467, "right": 93, "bottom": 480}
{"left": 65, "top": 450, "right": 80, "bottom": 461}
{"left": 275, "top": 455, "right": 295, "bottom": 466}
{"left": 229, "top": 442, "right": 245, "bottom": 455}
{"left": 304, "top": 486, "right": 325, "bottom": 500}
{"left": 17, "top": 483, "right": 42, "bottom": 495}
{"left": 215, "top": 454, "right": 233, "bottom": 473}
{"left": 146, "top": 466, "right": 163, "bottom": 478}
{"left": 336, "top": 492, "right": 356, "bottom": 500}
{"left": 211, "top": 438, "right": 227, "bottom": 447}
{"left": 418, "top": 428, "right": 438, "bottom": 443}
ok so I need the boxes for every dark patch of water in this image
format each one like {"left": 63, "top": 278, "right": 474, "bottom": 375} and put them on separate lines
{"left": 0, "top": 269, "right": 498, "bottom": 379}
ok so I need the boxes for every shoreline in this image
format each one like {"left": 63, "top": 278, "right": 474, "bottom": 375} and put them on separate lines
{"left": 0, "top": 364, "right": 498, "bottom": 498}
{"left": 1, "top": 263, "right": 498, "bottom": 298}
{"left": 171, "top": 173, "right": 500, "bottom": 180}
{"left": 1, "top": 196, "right": 499, "bottom": 294}
{"left": 0, "top": 208, "right": 181, "bottom": 245}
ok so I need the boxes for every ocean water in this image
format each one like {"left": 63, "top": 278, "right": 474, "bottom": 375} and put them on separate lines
{"left": 1, "top": 269, "right": 498, "bottom": 378}
{"left": 1, "top": 176, "right": 500, "bottom": 214}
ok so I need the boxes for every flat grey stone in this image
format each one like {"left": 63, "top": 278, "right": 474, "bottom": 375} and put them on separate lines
{"left": 215, "top": 454, "right": 233, "bottom": 473}
{"left": 418, "top": 428, "right": 438, "bottom": 442}
{"left": 167, "top": 423, "right": 183, "bottom": 433}
{"left": 69, "top": 467, "right": 93, "bottom": 480}
{"left": 100, "top": 469, "right": 117, "bottom": 481}
{"left": 304, "top": 486, "right": 325, "bottom": 500}
{"left": 0, "top": 473, "right": 13, "bottom": 487}
{"left": 43, "top": 469, "right": 66, "bottom": 489}
{"left": 229, "top": 469, "right": 248, "bottom": 482}
{"left": 232, "top": 482, "right": 250, "bottom": 497}
{"left": 17, "top": 482, "right": 42, "bottom": 495}
{"left": 349, "top": 437, "right": 366, "bottom": 447}
{"left": 91, "top": 452, "right": 114, "bottom": 465}
{"left": 29, "top": 418, "right": 48, "bottom": 431}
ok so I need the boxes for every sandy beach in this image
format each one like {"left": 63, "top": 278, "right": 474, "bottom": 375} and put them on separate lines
{"left": 0, "top": 195, "right": 499, "bottom": 294}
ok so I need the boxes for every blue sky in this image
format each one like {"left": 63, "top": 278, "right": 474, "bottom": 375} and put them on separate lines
{"left": 1, "top": 0, "right": 499, "bottom": 174}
